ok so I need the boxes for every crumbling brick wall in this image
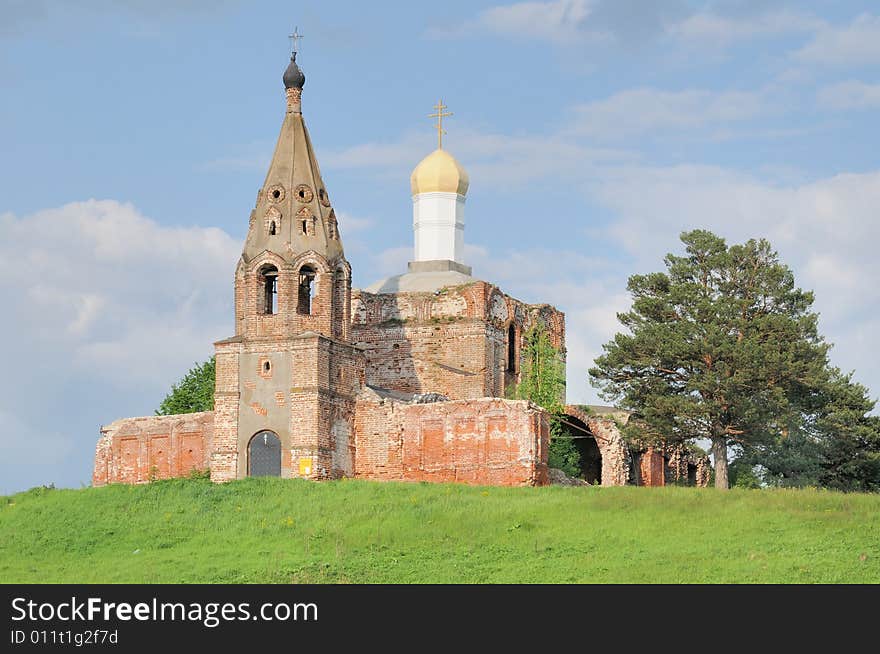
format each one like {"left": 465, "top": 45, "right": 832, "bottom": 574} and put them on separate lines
{"left": 629, "top": 441, "right": 712, "bottom": 487}
{"left": 352, "top": 281, "right": 565, "bottom": 401}
{"left": 638, "top": 448, "right": 666, "bottom": 486}
{"left": 93, "top": 412, "right": 214, "bottom": 486}
{"left": 663, "top": 444, "right": 712, "bottom": 487}
{"left": 354, "top": 395, "right": 549, "bottom": 486}
{"left": 563, "top": 405, "right": 631, "bottom": 486}
{"left": 352, "top": 387, "right": 408, "bottom": 479}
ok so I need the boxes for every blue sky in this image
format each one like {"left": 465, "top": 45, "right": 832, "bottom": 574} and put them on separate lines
{"left": 1, "top": 0, "right": 879, "bottom": 493}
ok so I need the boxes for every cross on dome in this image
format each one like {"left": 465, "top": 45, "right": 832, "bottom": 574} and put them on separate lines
{"left": 428, "top": 100, "right": 453, "bottom": 150}
{"left": 289, "top": 27, "right": 304, "bottom": 56}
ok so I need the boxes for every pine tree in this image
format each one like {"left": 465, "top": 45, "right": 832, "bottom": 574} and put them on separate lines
{"left": 748, "top": 369, "right": 880, "bottom": 491}
{"left": 590, "top": 230, "right": 830, "bottom": 489}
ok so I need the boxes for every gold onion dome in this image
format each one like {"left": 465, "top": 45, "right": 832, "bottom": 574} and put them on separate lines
{"left": 410, "top": 148, "right": 469, "bottom": 196}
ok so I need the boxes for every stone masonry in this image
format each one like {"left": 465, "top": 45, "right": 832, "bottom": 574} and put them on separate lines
{"left": 92, "top": 51, "right": 710, "bottom": 490}
{"left": 352, "top": 281, "right": 564, "bottom": 400}
{"left": 93, "top": 412, "right": 213, "bottom": 485}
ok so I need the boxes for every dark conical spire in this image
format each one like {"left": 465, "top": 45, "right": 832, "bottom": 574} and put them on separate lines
{"left": 242, "top": 43, "right": 343, "bottom": 268}
{"left": 283, "top": 52, "right": 305, "bottom": 90}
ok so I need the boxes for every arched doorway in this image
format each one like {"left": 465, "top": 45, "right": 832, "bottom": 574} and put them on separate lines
{"left": 559, "top": 415, "right": 603, "bottom": 485}
{"left": 248, "top": 430, "right": 281, "bottom": 477}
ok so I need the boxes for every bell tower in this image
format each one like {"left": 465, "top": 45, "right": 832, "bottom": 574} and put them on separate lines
{"left": 211, "top": 41, "right": 365, "bottom": 483}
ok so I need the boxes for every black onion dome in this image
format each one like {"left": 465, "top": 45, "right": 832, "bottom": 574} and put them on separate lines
{"left": 283, "top": 53, "right": 305, "bottom": 89}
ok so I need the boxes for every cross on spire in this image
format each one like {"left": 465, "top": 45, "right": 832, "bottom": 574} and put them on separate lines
{"left": 428, "top": 99, "right": 453, "bottom": 150}
{"left": 289, "top": 27, "right": 304, "bottom": 56}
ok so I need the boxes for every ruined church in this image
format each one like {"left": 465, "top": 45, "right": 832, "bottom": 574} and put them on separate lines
{"left": 93, "top": 50, "right": 709, "bottom": 488}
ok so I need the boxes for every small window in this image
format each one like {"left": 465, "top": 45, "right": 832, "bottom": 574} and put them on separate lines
{"left": 258, "top": 357, "right": 273, "bottom": 379}
{"left": 298, "top": 265, "right": 316, "bottom": 315}
{"left": 272, "top": 189, "right": 281, "bottom": 199}
{"left": 269, "top": 221, "right": 276, "bottom": 236}
{"left": 301, "top": 220, "right": 308, "bottom": 235}
{"left": 507, "top": 324, "right": 518, "bottom": 373}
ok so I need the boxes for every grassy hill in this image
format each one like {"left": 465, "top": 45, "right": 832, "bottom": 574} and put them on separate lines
{"left": 1, "top": 477, "right": 878, "bottom": 583}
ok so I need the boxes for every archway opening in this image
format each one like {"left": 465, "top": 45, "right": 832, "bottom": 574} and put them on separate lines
{"left": 298, "top": 265, "right": 316, "bottom": 315}
{"left": 258, "top": 264, "right": 279, "bottom": 315}
{"left": 248, "top": 430, "right": 281, "bottom": 477}
{"left": 559, "top": 415, "right": 602, "bottom": 485}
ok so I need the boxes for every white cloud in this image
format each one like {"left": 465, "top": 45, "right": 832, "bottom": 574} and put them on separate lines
{"left": 432, "top": 2, "right": 825, "bottom": 54}
{"left": 336, "top": 212, "right": 373, "bottom": 234}
{"left": 0, "top": 200, "right": 239, "bottom": 388}
{"left": 479, "top": 0, "right": 598, "bottom": 43}
{"left": 0, "top": 199, "right": 242, "bottom": 492}
{"left": 669, "top": 10, "right": 823, "bottom": 48}
{"left": 429, "top": 0, "right": 602, "bottom": 44}
{"left": 458, "top": 129, "right": 637, "bottom": 185}
{"left": 818, "top": 80, "right": 880, "bottom": 110}
{"left": 323, "top": 133, "right": 427, "bottom": 172}
{"left": 795, "top": 13, "right": 880, "bottom": 66}
{"left": 0, "top": 409, "right": 74, "bottom": 466}
{"left": 0, "top": 0, "right": 242, "bottom": 40}
{"left": 374, "top": 246, "right": 412, "bottom": 278}
{"left": 325, "top": 126, "right": 637, "bottom": 187}
{"left": 568, "top": 88, "right": 769, "bottom": 140}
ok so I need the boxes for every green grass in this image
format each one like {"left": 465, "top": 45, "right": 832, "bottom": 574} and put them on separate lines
{"left": 1, "top": 478, "right": 878, "bottom": 583}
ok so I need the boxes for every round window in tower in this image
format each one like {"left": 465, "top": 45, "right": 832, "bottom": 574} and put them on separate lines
{"left": 267, "top": 184, "right": 285, "bottom": 203}
{"left": 295, "top": 184, "right": 314, "bottom": 203}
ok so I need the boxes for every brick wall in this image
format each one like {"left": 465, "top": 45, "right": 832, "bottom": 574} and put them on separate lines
{"left": 93, "top": 412, "right": 214, "bottom": 486}
{"left": 234, "top": 252, "right": 350, "bottom": 343}
{"left": 354, "top": 396, "right": 549, "bottom": 486}
{"left": 212, "top": 339, "right": 242, "bottom": 482}
{"left": 563, "top": 405, "right": 631, "bottom": 486}
{"left": 353, "top": 281, "right": 565, "bottom": 401}
{"left": 638, "top": 448, "right": 666, "bottom": 487}
{"left": 352, "top": 387, "right": 408, "bottom": 479}
{"left": 663, "top": 443, "right": 712, "bottom": 487}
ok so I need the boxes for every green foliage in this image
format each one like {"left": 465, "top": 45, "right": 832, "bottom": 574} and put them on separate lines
{"left": 508, "top": 323, "right": 566, "bottom": 413}
{"left": 743, "top": 369, "right": 880, "bottom": 491}
{"left": 2, "top": 479, "right": 879, "bottom": 583}
{"left": 548, "top": 436, "right": 581, "bottom": 478}
{"left": 156, "top": 357, "right": 216, "bottom": 416}
{"left": 728, "top": 458, "right": 763, "bottom": 489}
{"left": 590, "top": 230, "right": 831, "bottom": 488}
{"left": 508, "top": 324, "right": 575, "bottom": 474}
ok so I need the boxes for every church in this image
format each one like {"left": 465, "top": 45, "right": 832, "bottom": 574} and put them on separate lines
{"left": 93, "top": 48, "right": 709, "bottom": 488}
